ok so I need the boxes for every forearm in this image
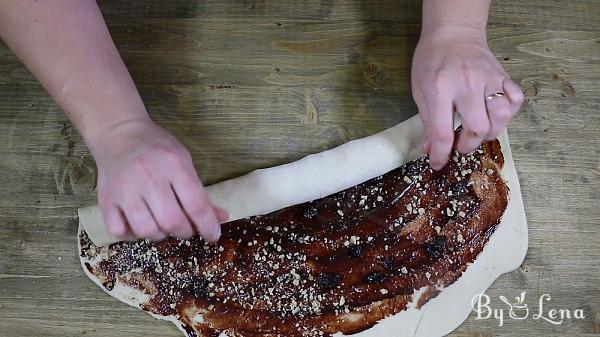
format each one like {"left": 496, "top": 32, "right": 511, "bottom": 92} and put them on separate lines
{"left": 0, "top": 0, "right": 148, "bottom": 151}
{"left": 422, "top": 0, "right": 491, "bottom": 36}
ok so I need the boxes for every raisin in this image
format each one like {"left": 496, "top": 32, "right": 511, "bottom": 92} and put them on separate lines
{"left": 348, "top": 244, "right": 363, "bottom": 258}
{"left": 382, "top": 256, "right": 395, "bottom": 270}
{"left": 405, "top": 159, "right": 424, "bottom": 176}
{"left": 365, "top": 272, "right": 386, "bottom": 284}
{"left": 423, "top": 235, "right": 448, "bottom": 259}
{"left": 317, "top": 272, "right": 342, "bottom": 289}
{"left": 303, "top": 205, "right": 318, "bottom": 219}
{"left": 188, "top": 277, "right": 208, "bottom": 298}
{"left": 451, "top": 179, "right": 469, "bottom": 195}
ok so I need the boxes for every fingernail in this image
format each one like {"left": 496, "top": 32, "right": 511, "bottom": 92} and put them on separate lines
{"left": 210, "top": 223, "right": 222, "bottom": 242}
{"left": 201, "top": 212, "right": 221, "bottom": 242}
{"left": 107, "top": 225, "right": 127, "bottom": 238}
{"left": 422, "top": 136, "right": 431, "bottom": 154}
{"left": 215, "top": 207, "right": 230, "bottom": 223}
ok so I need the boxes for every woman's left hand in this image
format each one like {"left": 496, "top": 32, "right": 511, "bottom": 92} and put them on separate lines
{"left": 411, "top": 23, "right": 524, "bottom": 170}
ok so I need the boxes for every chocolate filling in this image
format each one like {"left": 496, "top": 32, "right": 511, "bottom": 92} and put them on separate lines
{"left": 80, "top": 137, "right": 508, "bottom": 337}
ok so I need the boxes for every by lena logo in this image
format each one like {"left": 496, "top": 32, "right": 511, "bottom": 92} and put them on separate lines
{"left": 471, "top": 291, "right": 586, "bottom": 326}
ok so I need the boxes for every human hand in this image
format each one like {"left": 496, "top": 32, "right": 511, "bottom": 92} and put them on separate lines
{"left": 411, "top": 23, "right": 524, "bottom": 170}
{"left": 89, "top": 117, "right": 228, "bottom": 242}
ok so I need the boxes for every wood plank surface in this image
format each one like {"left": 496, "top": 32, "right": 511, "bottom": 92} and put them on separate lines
{"left": 0, "top": 1, "right": 599, "bottom": 336}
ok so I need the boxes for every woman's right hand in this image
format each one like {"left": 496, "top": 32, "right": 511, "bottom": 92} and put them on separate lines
{"left": 89, "top": 117, "right": 228, "bottom": 242}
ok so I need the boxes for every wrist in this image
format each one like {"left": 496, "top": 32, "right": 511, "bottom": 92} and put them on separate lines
{"left": 56, "top": 75, "right": 151, "bottom": 155}
{"left": 421, "top": 0, "right": 490, "bottom": 42}
{"left": 84, "top": 112, "right": 152, "bottom": 157}
{"left": 420, "top": 21, "right": 487, "bottom": 44}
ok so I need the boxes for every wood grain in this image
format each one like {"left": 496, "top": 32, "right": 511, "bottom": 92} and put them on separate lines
{"left": 0, "top": 0, "right": 598, "bottom": 336}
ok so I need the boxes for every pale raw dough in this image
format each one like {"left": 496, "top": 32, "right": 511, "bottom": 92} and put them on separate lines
{"left": 78, "top": 115, "right": 528, "bottom": 337}
{"left": 79, "top": 115, "right": 429, "bottom": 246}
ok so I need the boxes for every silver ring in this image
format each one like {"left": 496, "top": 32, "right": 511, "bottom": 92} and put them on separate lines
{"left": 486, "top": 92, "right": 505, "bottom": 100}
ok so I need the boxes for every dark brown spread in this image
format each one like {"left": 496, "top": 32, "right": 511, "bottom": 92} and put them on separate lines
{"left": 80, "top": 137, "right": 508, "bottom": 337}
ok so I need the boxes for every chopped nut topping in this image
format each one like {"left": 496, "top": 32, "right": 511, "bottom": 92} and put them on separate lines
{"left": 78, "top": 138, "right": 507, "bottom": 336}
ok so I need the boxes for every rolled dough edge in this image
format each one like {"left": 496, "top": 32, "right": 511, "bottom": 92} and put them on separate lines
{"left": 79, "top": 115, "right": 427, "bottom": 246}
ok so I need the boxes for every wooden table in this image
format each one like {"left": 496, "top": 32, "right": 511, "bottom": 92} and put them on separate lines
{"left": 1, "top": 1, "right": 598, "bottom": 336}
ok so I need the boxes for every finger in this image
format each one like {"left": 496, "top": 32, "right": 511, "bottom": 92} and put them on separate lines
{"left": 423, "top": 91, "right": 454, "bottom": 170}
{"left": 172, "top": 173, "right": 221, "bottom": 242}
{"left": 124, "top": 198, "right": 164, "bottom": 240}
{"left": 413, "top": 84, "right": 431, "bottom": 152}
{"left": 484, "top": 89, "right": 513, "bottom": 140}
{"left": 145, "top": 183, "right": 195, "bottom": 239}
{"left": 455, "top": 92, "right": 490, "bottom": 154}
{"left": 142, "top": 198, "right": 168, "bottom": 241}
{"left": 502, "top": 78, "right": 525, "bottom": 114}
{"left": 421, "top": 134, "right": 431, "bottom": 154}
{"left": 214, "top": 207, "right": 230, "bottom": 223}
{"left": 103, "top": 205, "right": 130, "bottom": 239}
